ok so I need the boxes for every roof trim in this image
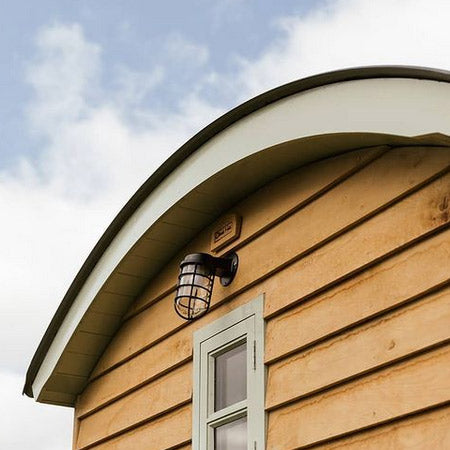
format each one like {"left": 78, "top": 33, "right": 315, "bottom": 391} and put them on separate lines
{"left": 24, "top": 66, "right": 450, "bottom": 397}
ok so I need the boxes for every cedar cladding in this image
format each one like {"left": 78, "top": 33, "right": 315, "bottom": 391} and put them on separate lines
{"left": 73, "top": 146, "right": 450, "bottom": 450}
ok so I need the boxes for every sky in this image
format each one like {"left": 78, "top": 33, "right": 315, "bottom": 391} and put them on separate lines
{"left": 0, "top": 0, "right": 449, "bottom": 448}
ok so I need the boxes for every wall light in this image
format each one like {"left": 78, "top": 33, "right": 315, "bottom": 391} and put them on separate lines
{"left": 174, "top": 252, "right": 238, "bottom": 320}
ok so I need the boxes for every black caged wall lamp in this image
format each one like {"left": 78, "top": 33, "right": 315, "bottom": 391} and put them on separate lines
{"left": 174, "top": 252, "right": 238, "bottom": 320}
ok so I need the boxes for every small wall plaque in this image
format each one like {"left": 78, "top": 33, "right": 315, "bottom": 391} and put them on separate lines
{"left": 211, "top": 214, "right": 242, "bottom": 253}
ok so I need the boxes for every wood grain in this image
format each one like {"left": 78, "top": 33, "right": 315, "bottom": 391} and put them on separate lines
{"left": 266, "top": 286, "right": 450, "bottom": 409}
{"left": 92, "top": 147, "right": 450, "bottom": 376}
{"left": 81, "top": 161, "right": 450, "bottom": 418}
{"left": 77, "top": 328, "right": 192, "bottom": 418}
{"left": 130, "top": 145, "right": 449, "bottom": 317}
{"left": 74, "top": 146, "right": 450, "bottom": 450}
{"left": 84, "top": 404, "right": 191, "bottom": 450}
{"left": 77, "top": 363, "right": 192, "bottom": 449}
{"left": 128, "top": 147, "right": 385, "bottom": 316}
{"left": 317, "top": 406, "right": 450, "bottom": 449}
{"left": 262, "top": 170, "right": 450, "bottom": 318}
{"left": 78, "top": 291, "right": 254, "bottom": 417}
{"left": 266, "top": 346, "right": 450, "bottom": 449}
{"left": 265, "top": 227, "right": 450, "bottom": 363}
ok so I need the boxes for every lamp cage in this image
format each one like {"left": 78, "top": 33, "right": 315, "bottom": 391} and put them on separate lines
{"left": 174, "top": 253, "right": 238, "bottom": 320}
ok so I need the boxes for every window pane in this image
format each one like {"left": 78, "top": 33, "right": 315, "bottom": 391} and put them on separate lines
{"left": 215, "top": 417, "right": 247, "bottom": 450}
{"left": 214, "top": 342, "right": 247, "bottom": 411}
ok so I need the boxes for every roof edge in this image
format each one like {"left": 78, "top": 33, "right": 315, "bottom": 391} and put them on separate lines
{"left": 24, "top": 65, "right": 450, "bottom": 398}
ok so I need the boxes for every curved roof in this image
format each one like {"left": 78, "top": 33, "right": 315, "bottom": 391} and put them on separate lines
{"left": 24, "top": 66, "right": 450, "bottom": 404}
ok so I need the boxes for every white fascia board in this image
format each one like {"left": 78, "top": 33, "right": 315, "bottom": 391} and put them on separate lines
{"left": 32, "top": 77, "right": 450, "bottom": 399}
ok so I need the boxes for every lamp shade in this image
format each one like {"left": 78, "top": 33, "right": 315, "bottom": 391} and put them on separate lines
{"left": 174, "top": 252, "right": 238, "bottom": 320}
{"left": 174, "top": 253, "right": 216, "bottom": 320}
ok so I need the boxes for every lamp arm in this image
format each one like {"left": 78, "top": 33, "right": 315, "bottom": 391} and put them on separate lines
{"left": 214, "top": 253, "right": 238, "bottom": 286}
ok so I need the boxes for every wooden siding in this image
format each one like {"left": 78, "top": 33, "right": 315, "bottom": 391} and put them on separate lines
{"left": 317, "top": 406, "right": 450, "bottom": 449}
{"left": 74, "top": 146, "right": 450, "bottom": 450}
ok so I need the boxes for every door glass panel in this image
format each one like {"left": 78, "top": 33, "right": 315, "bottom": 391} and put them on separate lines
{"left": 215, "top": 417, "right": 247, "bottom": 450}
{"left": 214, "top": 341, "right": 246, "bottom": 411}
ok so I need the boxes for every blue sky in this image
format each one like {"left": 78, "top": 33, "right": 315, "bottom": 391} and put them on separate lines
{"left": 0, "top": 0, "right": 320, "bottom": 167}
{"left": 0, "top": 1, "right": 449, "bottom": 449}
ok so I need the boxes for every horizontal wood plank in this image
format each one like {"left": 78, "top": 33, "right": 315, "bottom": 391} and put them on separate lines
{"left": 77, "top": 363, "right": 192, "bottom": 449}
{"left": 91, "top": 293, "right": 184, "bottom": 376}
{"left": 266, "top": 286, "right": 450, "bottom": 409}
{"left": 92, "top": 147, "right": 450, "bottom": 376}
{"left": 93, "top": 164, "right": 450, "bottom": 378}
{"left": 82, "top": 195, "right": 450, "bottom": 418}
{"left": 131, "top": 146, "right": 450, "bottom": 316}
{"left": 78, "top": 292, "right": 254, "bottom": 417}
{"left": 82, "top": 182, "right": 450, "bottom": 414}
{"left": 129, "top": 147, "right": 385, "bottom": 315}
{"left": 77, "top": 329, "right": 191, "bottom": 418}
{"left": 267, "top": 346, "right": 450, "bottom": 449}
{"left": 85, "top": 404, "right": 191, "bottom": 450}
{"left": 262, "top": 170, "right": 450, "bottom": 318}
{"left": 221, "top": 146, "right": 450, "bottom": 317}
{"left": 74, "top": 147, "right": 450, "bottom": 449}
{"left": 266, "top": 227, "right": 450, "bottom": 363}
{"left": 317, "top": 406, "right": 450, "bottom": 449}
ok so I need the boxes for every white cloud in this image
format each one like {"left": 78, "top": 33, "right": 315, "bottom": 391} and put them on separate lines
{"left": 165, "top": 34, "right": 210, "bottom": 66}
{"left": 2, "top": 1, "right": 450, "bottom": 449}
{"left": 114, "top": 65, "right": 165, "bottom": 106}
{"left": 1, "top": 21, "right": 223, "bottom": 375}
{"left": 26, "top": 23, "right": 101, "bottom": 135}
{"left": 235, "top": 0, "right": 450, "bottom": 98}
{"left": 0, "top": 23, "right": 221, "bottom": 448}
